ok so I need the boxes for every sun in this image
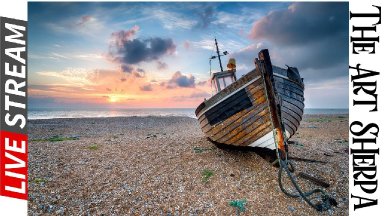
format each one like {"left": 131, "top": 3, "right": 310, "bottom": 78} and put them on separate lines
{"left": 108, "top": 95, "right": 119, "bottom": 103}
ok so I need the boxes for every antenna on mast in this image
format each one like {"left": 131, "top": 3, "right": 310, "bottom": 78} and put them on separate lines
{"left": 210, "top": 38, "right": 228, "bottom": 73}
{"left": 215, "top": 38, "right": 224, "bottom": 72}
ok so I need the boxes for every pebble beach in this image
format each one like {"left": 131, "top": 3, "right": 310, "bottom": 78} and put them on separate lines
{"left": 28, "top": 114, "right": 349, "bottom": 215}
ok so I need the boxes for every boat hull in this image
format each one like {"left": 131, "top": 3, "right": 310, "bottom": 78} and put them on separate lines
{"left": 196, "top": 68, "right": 276, "bottom": 149}
{"left": 272, "top": 66, "right": 305, "bottom": 138}
{"left": 195, "top": 54, "right": 304, "bottom": 150}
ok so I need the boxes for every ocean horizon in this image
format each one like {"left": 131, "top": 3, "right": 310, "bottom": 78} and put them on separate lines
{"left": 28, "top": 107, "right": 349, "bottom": 120}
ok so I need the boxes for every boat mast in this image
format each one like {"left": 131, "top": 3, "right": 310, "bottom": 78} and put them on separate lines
{"left": 215, "top": 38, "right": 224, "bottom": 72}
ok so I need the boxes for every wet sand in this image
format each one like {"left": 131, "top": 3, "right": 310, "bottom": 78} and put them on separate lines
{"left": 28, "top": 114, "right": 349, "bottom": 215}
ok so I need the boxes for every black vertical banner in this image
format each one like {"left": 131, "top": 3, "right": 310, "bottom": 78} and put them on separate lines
{"left": 0, "top": 16, "right": 28, "bottom": 214}
{"left": 1, "top": 16, "right": 28, "bottom": 134}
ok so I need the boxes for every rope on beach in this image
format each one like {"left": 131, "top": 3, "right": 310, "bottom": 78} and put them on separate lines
{"left": 275, "top": 136, "right": 337, "bottom": 211}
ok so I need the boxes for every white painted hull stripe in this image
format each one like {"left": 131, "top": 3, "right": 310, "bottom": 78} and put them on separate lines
{"left": 248, "top": 130, "right": 274, "bottom": 148}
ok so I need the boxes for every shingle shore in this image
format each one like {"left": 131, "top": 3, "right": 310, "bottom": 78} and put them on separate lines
{"left": 28, "top": 115, "right": 349, "bottom": 215}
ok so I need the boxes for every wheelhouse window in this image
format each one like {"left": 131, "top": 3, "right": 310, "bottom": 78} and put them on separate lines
{"left": 224, "top": 76, "right": 234, "bottom": 86}
{"left": 218, "top": 77, "right": 225, "bottom": 90}
{"left": 212, "top": 70, "right": 237, "bottom": 93}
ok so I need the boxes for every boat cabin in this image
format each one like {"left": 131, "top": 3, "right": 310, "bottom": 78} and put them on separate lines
{"left": 211, "top": 70, "right": 236, "bottom": 92}
{"left": 211, "top": 58, "right": 237, "bottom": 93}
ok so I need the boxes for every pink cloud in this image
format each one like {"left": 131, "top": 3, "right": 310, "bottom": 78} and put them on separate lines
{"left": 110, "top": 25, "right": 140, "bottom": 48}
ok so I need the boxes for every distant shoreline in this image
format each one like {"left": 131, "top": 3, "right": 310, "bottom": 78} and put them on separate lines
{"left": 27, "top": 113, "right": 348, "bottom": 121}
{"left": 28, "top": 108, "right": 348, "bottom": 120}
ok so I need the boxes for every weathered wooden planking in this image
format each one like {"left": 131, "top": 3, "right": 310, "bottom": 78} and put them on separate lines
{"left": 283, "top": 122, "right": 295, "bottom": 137}
{"left": 209, "top": 102, "right": 269, "bottom": 141}
{"left": 205, "top": 76, "right": 273, "bottom": 147}
{"left": 298, "top": 172, "right": 330, "bottom": 188}
{"left": 276, "top": 87, "right": 304, "bottom": 102}
{"left": 198, "top": 77, "right": 263, "bottom": 125}
{"left": 199, "top": 92, "right": 266, "bottom": 133}
{"left": 281, "top": 109, "right": 300, "bottom": 128}
{"left": 281, "top": 112, "right": 300, "bottom": 136}
{"left": 219, "top": 117, "right": 272, "bottom": 146}
{"left": 272, "top": 66, "right": 288, "bottom": 76}
{"left": 202, "top": 83, "right": 267, "bottom": 127}
{"left": 202, "top": 80, "right": 264, "bottom": 125}
{"left": 282, "top": 109, "right": 301, "bottom": 127}
{"left": 277, "top": 90, "right": 304, "bottom": 105}
{"left": 201, "top": 88, "right": 267, "bottom": 137}
{"left": 281, "top": 106, "right": 302, "bottom": 122}
{"left": 280, "top": 95, "right": 303, "bottom": 137}
{"left": 282, "top": 117, "right": 298, "bottom": 135}
{"left": 274, "top": 79, "right": 304, "bottom": 97}
{"left": 197, "top": 69, "right": 261, "bottom": 116}
{"left": 218, "top": 75, "right": 273, "bottom": 145}
{"left": 276, "top": 73, "right": 304, "bottom": 138}
{"left": 205, "top": 89, "right": 252, "bottom": 125}
{"left": 275, "top": 83, "right": 304, "bottom": 98}
{"left": 273, "top": 68, "right": 304, "bottom": 88}
{"left": 281, "top": 100, "right": 304, "bottom": 117}
{"left": 281, "top": 96, "right": 305, "bottom": 111}
{"left": 200, "top": 83, "right": 266, "bottom": 131}
{"left": 214, "top": 108, "right": 270, "bottom": 144}
{"left": 233, "top": 119, "right": 273, "bottom": 146}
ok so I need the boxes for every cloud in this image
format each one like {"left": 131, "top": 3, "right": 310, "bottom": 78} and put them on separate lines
{"left": 77, "top": 15, "right": 93, "bottom": 26}
{"left": 139, "top": 84, "right": 153, "bottom": 91}
{"left": 197, "top": 80, "right": 208, "bottom": 86}
{"left": 184, "top": 41, "right": 190, "bottom": 50}
{"left": 157, "top": 61, "right": 168, "bottom": 70}
{"left": 121, "top": 64, "right": 134, "bottom": 73}
{"left": 190, "top": 39, "right": 215, "bottom": 50}
{"left": 231, "top": 2, "right": 348, "bottom": 82}
{"left": 107, "top": 26, "right": 176, "bottom": 77}
{"left": 196, "top": 6, "right": 215, "bottom": 29}
{"left": 46, "top": 15, "right": 105, "bottom": 36}
{"left": 119, "top": 64, "right": 144, "bottom": 77}
{"left": 249, "top": 2, "right": 348, "bottom": 46}
{"left": 29, "top": 67, "right": 155, "bottom": 105}
{"left": 37, "top": 68, "right": 96, "bottom": 87}
{"left": 272, "top": 35, "right": 348, "bottom": 71}
{"left": 189, "top": 92, "right": 210, "bottom": 98}
{"left": 163, "top": 71, "right": 196, "bottom": 88}
{"left": 111, "top": 37, "right": 176, "bottom": 64}
{"left": 108, "top": 27, "right": 176, "bottom": 76}
{"left": 212, "top": 11, "right": 254, "bottom": 30}
{"left": 30, "top": 52, "right": 105, "bottom": 62}
{"left": 110, "top": 25, "right": 140, "bottom": 48}
{"left": 151, "top": 9, "right": 198, "bottom": 30}
{"left": 29, "top": 67, "right": 208, "bottom": 108}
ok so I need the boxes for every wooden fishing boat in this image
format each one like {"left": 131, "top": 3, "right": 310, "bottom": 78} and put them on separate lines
{"left": 195, "top": 40, "right": 304, "bottom": 151}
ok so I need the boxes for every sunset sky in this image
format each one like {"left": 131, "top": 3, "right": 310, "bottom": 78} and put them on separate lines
{"left": 28, "top": 2, "right": 349, "bottom": 109}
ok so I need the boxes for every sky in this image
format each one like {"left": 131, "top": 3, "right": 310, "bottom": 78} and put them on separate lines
{"left": 28, "top": 2, "right": 349, "bottom": 109}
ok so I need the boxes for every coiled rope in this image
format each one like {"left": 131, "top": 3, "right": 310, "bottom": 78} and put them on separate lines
{"left": 275, "top": 137, "right": 337, "bottom": 211}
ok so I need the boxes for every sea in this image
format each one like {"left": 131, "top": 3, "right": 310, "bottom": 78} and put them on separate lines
{"left": 28, "top": 107, "right": 349, "bottom": 120}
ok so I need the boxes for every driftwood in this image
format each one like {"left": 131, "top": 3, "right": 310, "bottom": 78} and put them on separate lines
{"left": 287, "top": 140, "right": 304, "bottom": 148}
{"left": 289, "top": 156, "right": 327, "bottom": 164}
{"left": 298, "top": 172, "right": 330, "bottom": 188}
